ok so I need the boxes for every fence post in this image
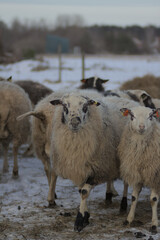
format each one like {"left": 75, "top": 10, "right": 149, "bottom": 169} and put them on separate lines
{"left": 82, "top": 51, "right": 85, "bottom": 79}
{"left": 58, "top": 44, "right": 62, "bottom": 83}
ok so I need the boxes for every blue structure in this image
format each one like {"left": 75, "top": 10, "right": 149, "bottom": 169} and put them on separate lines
{"left": 46, "top": 34, "right": 69, "bottom": 53}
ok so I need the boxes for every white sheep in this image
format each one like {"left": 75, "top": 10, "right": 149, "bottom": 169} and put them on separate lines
{"left": 118, "top": 106, "right": 160, "bottom": 234}
{"left": 17, "top": 90, "right": 103, "bottom": 185}
{"left": 46, "top": 92, "right": 141, "bottom": 232}
{"left": 0, "top": 81, "right": 32, "bottom": 177}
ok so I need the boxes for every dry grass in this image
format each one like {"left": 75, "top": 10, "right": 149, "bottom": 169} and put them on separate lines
{"left": 120, "top": 75, "right": 160, "bottom": 98}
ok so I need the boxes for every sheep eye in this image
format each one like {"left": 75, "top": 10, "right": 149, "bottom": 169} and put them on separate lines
{"left": 63, "top": 106, "right": 68, "bottom": 114}
{"left": 83, "top": 105, "right": 88, "bottom": 113}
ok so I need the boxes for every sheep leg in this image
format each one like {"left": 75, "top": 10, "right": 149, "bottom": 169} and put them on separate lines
{"left": 44, "top": 159, "right": 51, "bottom": 185}
{"left": 106, "top": 181, "right": 113, "bottom": 204}
{"left": 150, "top": 189, "right": 159, "bottom": 234}
{"left": 47, "top": 169, "right": 57, "bottom": 207}
{"left": 12, "top": 144, "right": 19, "bottom": 177}
{"left": 120, "top": 182, "right": 128, "bottom": 212}
{"left": 74, "top": 183, "right": 92, "bottom": 232}
{"left": 124, "top": 184, "right": 142, "bottom": 225}
{"left": 2, "top": 142, "right": 9, "bottom": 173}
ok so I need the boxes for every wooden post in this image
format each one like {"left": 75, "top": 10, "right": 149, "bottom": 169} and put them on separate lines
{"left": 58, "top": 44, "right": 62, "bottom": 83}
{"left": 82, "top": 51, "right": 85, "bottom": 79}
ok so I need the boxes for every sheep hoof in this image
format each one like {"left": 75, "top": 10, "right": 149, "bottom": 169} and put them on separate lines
{"left": 105, "top": 192, "right": 113, "bottom": 204}
{"left": 48, "top": 201, "right": 56, "bottom": 208}
{"left": 12, "top": 170, "right": 19, "bottom": 178}
{"left": 120, "top": 197, "right": 128, "bottom": 213}
{"left": 123, "top": 220, "right": 129, "bottom": 226}
{"left": 74, "top": 211, "right": 90, "bottom": 232}
{"left": 150, "top": 225, "right": 157, "bottom": 234}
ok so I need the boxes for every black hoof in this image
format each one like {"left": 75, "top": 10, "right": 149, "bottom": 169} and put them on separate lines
{"left": 123, "top": 220, "right": 129, "bottom": 226}
{"left": 120, "top": 197, "right": 128, "bottom": 213}
{"left": 74, "top": 211, "right": 90, "bottom": 232}
{"left": 55, "top": 193, "right": 57, "bottom": 199}
{"left": 105, "top": 192, "right": 113, "bottom": 204}
{"left": 150, "top": 225, "right": 157, "bottom": 234}
{"left": 134, "top": 231, "right": 146, "bottom": 238}
{"left": 48, "top": 201, "right": 56, "bottom": 208}
{"left": 12, "top": 170, "right": 19, "bottom": 178}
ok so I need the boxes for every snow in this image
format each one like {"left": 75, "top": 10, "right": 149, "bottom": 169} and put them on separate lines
{"left": 0, "top": 54, "right": 160, "bottom": 239}
{"left": 0, "top": 54, "right": 160, "bottom": 91}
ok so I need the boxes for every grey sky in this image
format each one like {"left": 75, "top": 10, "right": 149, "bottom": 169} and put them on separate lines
{"left": 0, "top": 0, "right": 159, "bottom": 27}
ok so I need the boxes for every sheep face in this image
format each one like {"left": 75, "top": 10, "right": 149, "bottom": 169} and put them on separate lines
{"left": 50, "top": 94, "right": 100, "bottom": 132}
{"left": 120, "top": 106, "right": 160, "bottom": 135}
{"left": 128, "top": 90, "right": 155, "bottom": 109}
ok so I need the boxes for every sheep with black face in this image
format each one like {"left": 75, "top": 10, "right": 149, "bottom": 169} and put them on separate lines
{"left": 48, "top": 92, "right": 119, "bottom": 232}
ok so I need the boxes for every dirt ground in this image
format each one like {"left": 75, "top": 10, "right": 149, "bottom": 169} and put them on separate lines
{"left": 0, "top": 146, "right": 160, "bottom": 240}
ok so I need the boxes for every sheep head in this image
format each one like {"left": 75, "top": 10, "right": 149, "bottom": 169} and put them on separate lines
{"left": 50, "top": 93, "right": 100, "bottom": 132}
{"left": 120, "top": 106, "right": 160, "bottom": 135}
{"left": 80, "top": 77, "right": 109, "bottom": 92}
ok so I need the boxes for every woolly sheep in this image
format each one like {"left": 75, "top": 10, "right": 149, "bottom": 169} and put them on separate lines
{"left": 118, "top": 106, "right": 160, "bottom": 234}
{"left": 0, "top": 81, "right": 32, "bottom": 177}
{"left": 17, "top": 89, "right": 104, "bottom": 184}
{"left": 47, "top": 92, "right": 120, "bottom": 231}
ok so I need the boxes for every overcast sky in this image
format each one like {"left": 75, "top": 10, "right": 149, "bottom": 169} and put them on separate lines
{"left": 0, "top": 0, "right": 159, "bottom": 27}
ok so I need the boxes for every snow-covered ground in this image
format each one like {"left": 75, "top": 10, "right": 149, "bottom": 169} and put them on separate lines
{"left": 0, "top": 54, "right": 160, "bottom": 240}
{"left": 0, "top": 54, "right": 160, "bottom": 91}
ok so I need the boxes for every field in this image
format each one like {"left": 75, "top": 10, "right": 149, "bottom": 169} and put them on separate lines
{"left": 0, "top": 54, "right": 160, "bottom": 240}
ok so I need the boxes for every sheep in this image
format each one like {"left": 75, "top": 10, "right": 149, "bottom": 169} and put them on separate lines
{"left": 78, "top": 76, "right": 156, "bottom": 110}
{"left": 14, "top": 80, "right": 53, "bottom": 106}
{"left": 47, "top": 92, "right": 119, "bottom": 231}
{"left": 46, "top": 92, "right": 142, "bottom": 231}
{"left": 0, "top": 81, "right": 32, "bottom": 177}
{"left": 118, "top": 106, "right": 160, "bottom": 234}
{"left": 104, "top": 89, "right": 156, "bottom": 109}
{"left": 79, "top": 76, "right": 109, "bottom": 92}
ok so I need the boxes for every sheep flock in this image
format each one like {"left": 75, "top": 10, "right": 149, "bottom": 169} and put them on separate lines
{"left": 1, "top": 74, "right": 160, "bottom": 237}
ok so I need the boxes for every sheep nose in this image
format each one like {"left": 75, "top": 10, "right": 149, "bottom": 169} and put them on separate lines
{"left": 71, "top": 117, "right": 81, "bottom": 128}
{"left": 139, "top": 124, "right": 145, "bottom": 130}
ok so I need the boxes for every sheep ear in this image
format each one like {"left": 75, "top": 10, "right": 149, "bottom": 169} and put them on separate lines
{"left": 100, "top": 79, "right": 109, "bottom": 84}
{"left": 120, "top": 108, "right": 135, "bottom": 120}
{"left": 7, "top": 76, "right": 12, "bottom": 82}
{"left": 141, "top": 94, "right": 155, "bottom": 109}
{"left": 151, "top": 108, "right": 160, "bottom": 119}
{"left": 81, "top": 79, "right": 86, "bottom": 83}
{"left": 120, "top": 108, "right": 130, "bottom": 117}
{"left": 50, "top": 99, "right": 62, "bottom": 105}
{"left": 17, "top": 111, "right": 45, "bottom": 121}
{"left": 88, "top": 100, "right": 101, "bottom": 106}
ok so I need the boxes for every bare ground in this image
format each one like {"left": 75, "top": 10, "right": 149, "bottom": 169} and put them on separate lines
{"left": 0, "top": 146, "right": 159, "bottom": 240}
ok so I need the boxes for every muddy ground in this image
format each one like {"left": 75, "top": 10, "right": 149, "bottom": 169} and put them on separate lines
{"left": 0, "top": 146, "right": 159, "bottom": 240}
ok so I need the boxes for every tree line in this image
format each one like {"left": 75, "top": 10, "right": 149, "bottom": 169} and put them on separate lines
{"left": 0, "top": 17, "right": 160, "bottom": 63}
